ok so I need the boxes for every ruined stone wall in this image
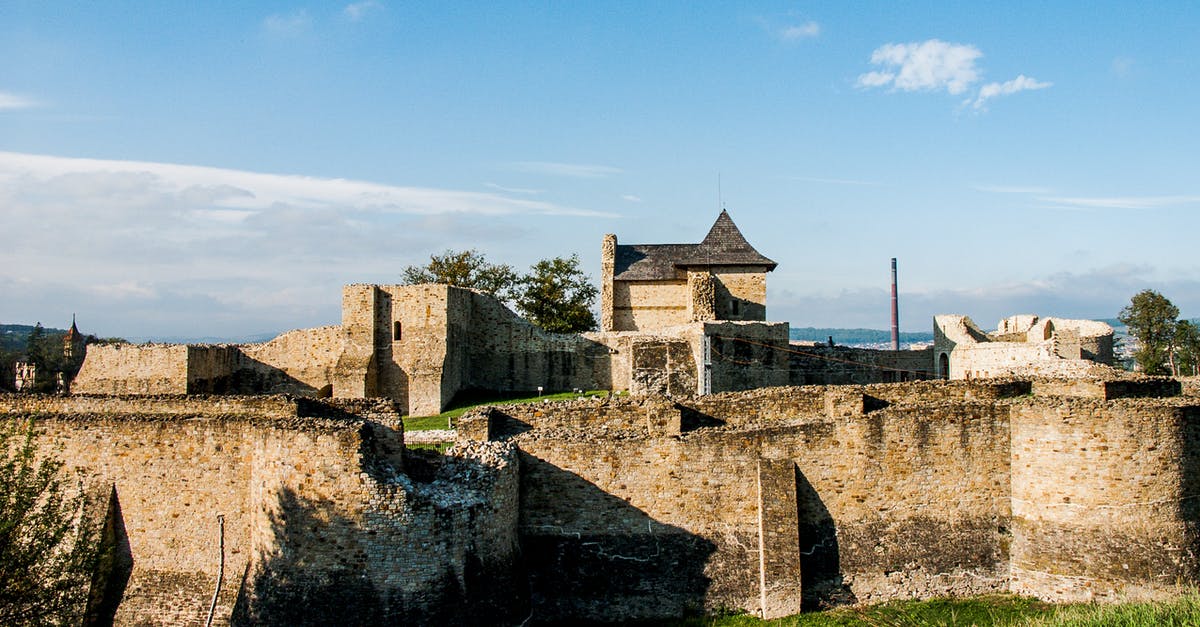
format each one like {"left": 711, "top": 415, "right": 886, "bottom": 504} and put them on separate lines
{"left": 238, "top": 326, "right": 343, "bottom": 395}
{"left": 788, "top": 345, "right": 935, "bottom": 385}
{"left": 72, "top": 344, "right": 189, "bottom": 395}
{"left": 462, "top": 381, "right": 1018, "bottom": 621}
{"left": 705, "top": 321, "right": 790, "bottom": 392}
{"left": 711, "top": 267, "right": 767, "bottom": 322}
{"left": 185, "top": 345, "right": 241, "bottom": 393}
{"left": 2, "top": 394, "right": 523, "bottom": 626}
{"left": 333, "top": 284, "right": 379, "bottom": 398}
{"left": 1009, "top": 397, "right": 1200, "bottom": 602}
{"left": 611, "top": 279, "right": 690, "bottom": 331}
{"left": 600, "top": 234, "right": 616, "bottom": 331}
{"left": 944, "top": 342, "right": 1112, "bottom": 380}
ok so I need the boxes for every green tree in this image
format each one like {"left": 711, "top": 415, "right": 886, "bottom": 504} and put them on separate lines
{"left": 401, "top": 249, "right": 519, "bottom": 301}
{"left": 23, "top": 324, "right": 64, "bottom": 393}
{"left": 1119, "top": 290, "right": 1183, "bottom": 375}
{"left": 0, "top": 419, "right": 99, "bottom": 625}
{"left": 1175, "top": 320, "right": 1200, "bottom": 377}
{"left": 515, "top": 254, "right": 598, "bottom": 333}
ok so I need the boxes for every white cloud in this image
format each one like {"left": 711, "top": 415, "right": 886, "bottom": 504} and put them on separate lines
{"left": 1038, "top": 195, "right": 1200, "bottom": 211}
{"left": 0, "top": 92, "right": 38, "bottom": 111}
{"left": 858, "top": 40, "right": 982, "bottom": 95}
{"left": 264, "top": 10, "right": 313, "bottom": 36}
{"left": 0, "top": 151, "right": 615, "bottom": 336}
{"left": 344, "top": 1, "right": 382, "bottom": 21}
{"left": 780, "top": 21, "right": 820, "bottom": 40}
{"left": 972, "top": 74, "right": 1052, "bottom": 110}
{"left": 506, "top": 161, "right": 622, "bottom": 179}
{"left": 620, "top": 194, "right": 643, "bottom": 203}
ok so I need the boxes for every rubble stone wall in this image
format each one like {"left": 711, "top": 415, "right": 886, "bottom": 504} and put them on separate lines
{"left": 2, "top": 394, "right": 523, "bottom": 626}
{"left": 72, "top": 344, "right": 189, "bottom": 395}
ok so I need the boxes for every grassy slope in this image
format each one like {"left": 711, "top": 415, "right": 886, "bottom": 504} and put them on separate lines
{"left": 660, "top": 592, "right": 1200, "bottom": 627}
{"left": 403, "top": 389, "right": 616, "bottom": 431}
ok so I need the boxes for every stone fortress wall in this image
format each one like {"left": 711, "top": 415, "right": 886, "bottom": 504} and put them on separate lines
{"left": 5, "top": 375, "right": 1197, "bottom": 623}
{"left": 935, "top": 314, "right": 1114, "bottom": 381}
{"left": 459, "top": 376, "right": 1199, "bottom": 621}
{"left": 0, "top": 394, "right": 524, "bottom": 626}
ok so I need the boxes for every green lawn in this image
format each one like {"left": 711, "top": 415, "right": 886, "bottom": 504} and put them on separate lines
{"left": 659, "top": 592, "right": 1200, "bottom": 627}
{"left": 403, "top": 388, "right": 617, "bottom": 431}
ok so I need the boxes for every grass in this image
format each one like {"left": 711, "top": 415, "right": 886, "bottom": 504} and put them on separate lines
{"left": 403, "top": 388, "right": 618, "bottom": 431}
{"left": 659, "top": 592, "right": 1200, "bottom": 627}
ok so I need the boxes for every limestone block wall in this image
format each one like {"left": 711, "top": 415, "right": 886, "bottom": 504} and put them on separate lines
{"left": 333, "top": 284, "right": 380, "bottom": 398}
{"left": 72, "top": 344, "right": 189, "bottom": 394}
{"left": 705, "top": 321, "right": 790, "bottom": 392}
{"left": 238, "top": 326, "right": 343, "bottom": 395}
{"left": 2, "top": 394, "right": 523, "bottom": 625}
{"left": 185, "top": 345, "right": 242, "bottom": 393}
{"left": 711, "top": 267, "right": 767, "bottom": 321}
{"left": 1009, "top": 397, "right": 1200, "bottom": 602}
{"left": 462, "top": 381, "right": 1017, "bottom": 621}
{"left": 611, "top": 279, "right": 690, "bottom": 331}
{"left": 788, "top": 345, "right": 935, "bottom": 385}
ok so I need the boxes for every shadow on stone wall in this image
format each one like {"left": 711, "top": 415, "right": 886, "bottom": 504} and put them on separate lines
{"left": 1178, "top": 406, "right": 1200, "bottom": 577}
{"left": 232, "top": 487, "right": 386, "bottom": 626}
{"left": 795, "top": 468, "right": 852, "bottom": 610}
{"left": 518, "top": 453, "right": 717, "bottom": 624}
{"left": 85, "top": 486, "right": 133, "bottom": 626}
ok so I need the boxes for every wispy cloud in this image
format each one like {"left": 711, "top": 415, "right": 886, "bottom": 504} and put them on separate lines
{"left": 484, "top": 182, "right": 543, "bottom": 195}
{"left": 1038, "top": 195, "right": 1200, "bottom": 211}
{"left": 264, "top": 10, "right": 313, "bottom": 36}
{"left": 780, "top": 21, "right": 820, "bottom": 40}
{"left": 0, "top": 91, "right": 39, "bottom": 111}
{"left": 343, "top": 1, "right": 382, "bottom": 21}
{"left": 857, "top": 40, "right": 982, "bottom": 95}
{"left": 0, "top": 151, "right": 614, "bottom": 337}
{"left": 506, "top": 161, "right": 622, "bottom": 179}
{"left": 621, "top": 194, "right": 643, "bottom": 203}
{"left": 972, "top": 74, "right": 1051, "bottom": 110}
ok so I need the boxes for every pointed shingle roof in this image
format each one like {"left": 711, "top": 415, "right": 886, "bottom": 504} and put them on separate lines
{"left": 612, "top": 210, "right": 776, "bottom": 280}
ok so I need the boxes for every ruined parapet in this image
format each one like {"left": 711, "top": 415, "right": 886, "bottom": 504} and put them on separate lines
{"left": 688, "top": 270, "right": 716, "bottom": 322}
{"left": 601, "top": 233, "right": 616, "bottom": 331}
{"left": 934, "top": 314, "right": 1115, "bottom": 381}
{"left": 1009, "top": 397, "right": 1200, "bottom": 602}
{"left": 72, "top": 343, "right": 190, "bottom": 394}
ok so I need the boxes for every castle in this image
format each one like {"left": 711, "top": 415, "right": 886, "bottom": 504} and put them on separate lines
{"left": 3, "top": 211, "right": 1155, "bottom": 624}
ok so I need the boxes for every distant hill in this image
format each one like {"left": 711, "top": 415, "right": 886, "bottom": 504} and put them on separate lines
{"left": 789, "top": 327, "right": 933, "bottom": 346}
{"left": 1, "top": 323, "right": 67, "bottom": 354}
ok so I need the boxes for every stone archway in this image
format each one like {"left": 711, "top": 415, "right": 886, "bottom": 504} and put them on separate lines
{"left": 938, "top": 353, "right": 950, "bottom": 379}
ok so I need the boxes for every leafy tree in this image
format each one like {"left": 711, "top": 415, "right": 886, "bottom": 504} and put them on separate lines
{"left": 515, "top": 254, "right": 598, "bottom": 333}
{"left": 0, "top": 419, "right": 100, "bottom": 625}
{"left": 1119, "top": 290, "right": 1184, "bottom": 375}
{"left": 401, "top": 249, "right": 519, "bottom": 301}
{"left": 1175, "top": 320, "right": 1200, "bottom": 377}
{"left": 23, "top": 324, "right": 64, "bottom": 393}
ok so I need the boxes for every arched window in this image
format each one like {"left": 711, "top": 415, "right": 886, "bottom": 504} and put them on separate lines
{"left": 393, "top": 321, "right": 402, "bottom": 341}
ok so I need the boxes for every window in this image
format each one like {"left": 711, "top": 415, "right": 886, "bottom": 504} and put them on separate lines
{"left": 730, "top": 300, "right": 740, "bottom": 317}
{"left": 393, "top": 321, "right": 402, "bottom": 341}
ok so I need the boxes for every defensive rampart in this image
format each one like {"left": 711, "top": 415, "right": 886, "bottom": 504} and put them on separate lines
{"left": 460, "top": 376, "right": 1198, "bottom": 621}
{"left": 0, "top": 394, "right": 523, "bottom": 626}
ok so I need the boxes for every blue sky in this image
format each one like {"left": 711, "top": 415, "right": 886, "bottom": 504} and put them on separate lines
{"left": 2, "top": 2, "right": 1198, "bottom": 339}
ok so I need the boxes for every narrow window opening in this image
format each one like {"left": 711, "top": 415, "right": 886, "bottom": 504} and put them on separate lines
{"left": 393, "top": 321, "right": 402, "bottom": 341}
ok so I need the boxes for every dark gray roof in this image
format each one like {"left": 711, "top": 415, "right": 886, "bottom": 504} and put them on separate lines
{"left": 613, "top": 210, "right": 776, "bottom": 281}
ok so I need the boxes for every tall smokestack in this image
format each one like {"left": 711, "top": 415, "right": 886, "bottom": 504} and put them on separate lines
{"left": 890, "top": 258, "right": 900, "bottom": 351}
